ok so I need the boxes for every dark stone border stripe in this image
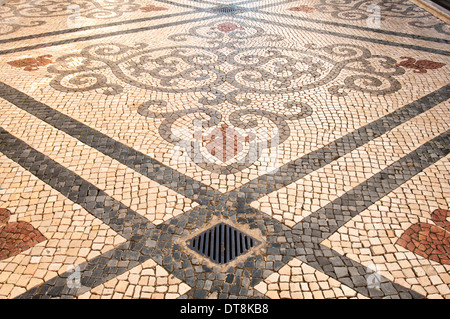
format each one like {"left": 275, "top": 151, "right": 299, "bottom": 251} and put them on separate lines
{"left": 1, "top": 0, "right": 449, "bottom": 56}
{"left": 16, "top": 241, "right": 149, "bottom": 298}
{"left": 153, "top": 0, "right": 207, "bottom": 11}
{"left": 0, "top": 81, "right": 222, "bottom": 202}
{"left": 0, "top": 11, "right": 196, "bottom": 44}
{"left": 236, "top": 15, "right": 450, "bottom": 56}
{"left": 0, "top": 14, "right": 218, "bottom": 56}
{"left": 237, "top": 84, "right": 450, "bottom": 202}
{"left": 289, "top": 131, "right": 449, "bottom": 298}
{"left": 16, "top": 127, "right": 447, "bottom": 299}
{"left": 293, "top": 130, "right": 450, "bottom": 240}
{"left": 0, "top": 126, "right": 154, "bottom": 239}
{"left": 12, "top": 130, "right": 445, "bottom": 299}
{"left": 294, "top": 129, "right": 450, "bottom": 241}
{"left": 305, "top": 245, "right": 425, "bottom": 299}
{"left": 256, "top": 8, "right": 450, "bottom": 45}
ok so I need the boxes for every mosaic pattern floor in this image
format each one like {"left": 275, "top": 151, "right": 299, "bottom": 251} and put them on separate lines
{"left": 0, "top": 0, "right": 449, "bottom": 299}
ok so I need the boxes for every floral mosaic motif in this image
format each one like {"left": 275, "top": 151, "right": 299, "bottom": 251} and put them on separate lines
{"left": 7, "top": 54, "right": 54, "bottom": 71}
{"left": 2, "top": 0, "right": 140, "bottom": 18}
{"left": 199, "top": 124, "right": 254, "bottom": 163}
{"left": 0, "top": 208, "right": 47, "bottom": 261}
{"left": 314, "top": 0, "right": 450, "bottom": 35}
{"left": 139, "top": 5, "right": 168, "bottom": 12}
{"left": 0, "top": 0, "right": 141, "bottom": 35}
{"left": 396, "top": 57, "right": 445, "bottom": 74}
{"left": 396, "top": 209, "right": 450, "bottom": 265}
{"left": 288, "top": 5, "right": 316, "bottom": 12}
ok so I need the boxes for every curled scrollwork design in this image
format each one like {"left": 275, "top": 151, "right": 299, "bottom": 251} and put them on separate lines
{"left": 0, "top": 18, "right": 45, "bottom": 36}
{"left": 46, "top": 20, "right": 407, "bottom": 173}
{"left": 315, "top": 0, "right": 449, "bottom": 35}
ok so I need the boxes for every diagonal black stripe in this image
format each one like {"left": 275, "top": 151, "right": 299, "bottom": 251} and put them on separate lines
{"left": 0, "top": 14, "right": 218, "bottom": 56}
{"left": 153, "top": 0, "right": 207, "bottom": 11}
{"left": 0, "top": 127, "right": 154, "bottom": 239}
{"left": 282, "top": 131, "right": 450, "bottom": 299}
{"left": 0, "top": 81, "right": 221, "bottom": 203}
{"left": 237, "top": 84, "right": 450, "bottom": 202}
{"left": 251, "top": 4, "right": 449, "bottom": 44}
{"left": 292, "top": 130, "right": 450, "bottom": 240}
{"left": 301, "top": 244, "right": 426, "bottom": 299}
{"left": 236, "top": 15, "right": 450, "bottom": 56}
{"left": 15, "top": 127, "right": 446, "bottom": 299}
{"left": 15, "top": 240, "right": 151, "bottom": 298}
{"left": 0, "top": 11, "right": 197, "bottom": 45}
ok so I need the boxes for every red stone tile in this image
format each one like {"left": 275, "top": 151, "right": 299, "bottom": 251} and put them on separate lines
{"left": 432, "top": 209, "right": 450, "bottom": 231}
{"left": 397, "top": 222, "right": 450, "bottom": 265}
{"left": 0, "top": 208, "right": 10, "bottom": 225}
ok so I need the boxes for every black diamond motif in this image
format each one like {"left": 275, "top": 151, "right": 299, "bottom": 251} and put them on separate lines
{"left": 186, "top": 222, "right": 261, "bottom": 265}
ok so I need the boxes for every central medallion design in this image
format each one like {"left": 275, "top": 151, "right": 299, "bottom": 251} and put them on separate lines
{"left": 48, "top": 20, "right": 405, "bottom": 174}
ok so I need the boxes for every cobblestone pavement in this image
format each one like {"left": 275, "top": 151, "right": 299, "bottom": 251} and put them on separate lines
{"left": 0, "top": 0, "right": 449, "bottom": 299}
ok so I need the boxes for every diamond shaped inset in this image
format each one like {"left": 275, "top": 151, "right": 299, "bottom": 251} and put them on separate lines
{"left": 186, "top": 222, "right": 261, "bottom": 265}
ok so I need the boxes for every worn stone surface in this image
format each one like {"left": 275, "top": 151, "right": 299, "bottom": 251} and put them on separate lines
{"left": 0, "top": 0, "right": 449, "bottom": 299}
